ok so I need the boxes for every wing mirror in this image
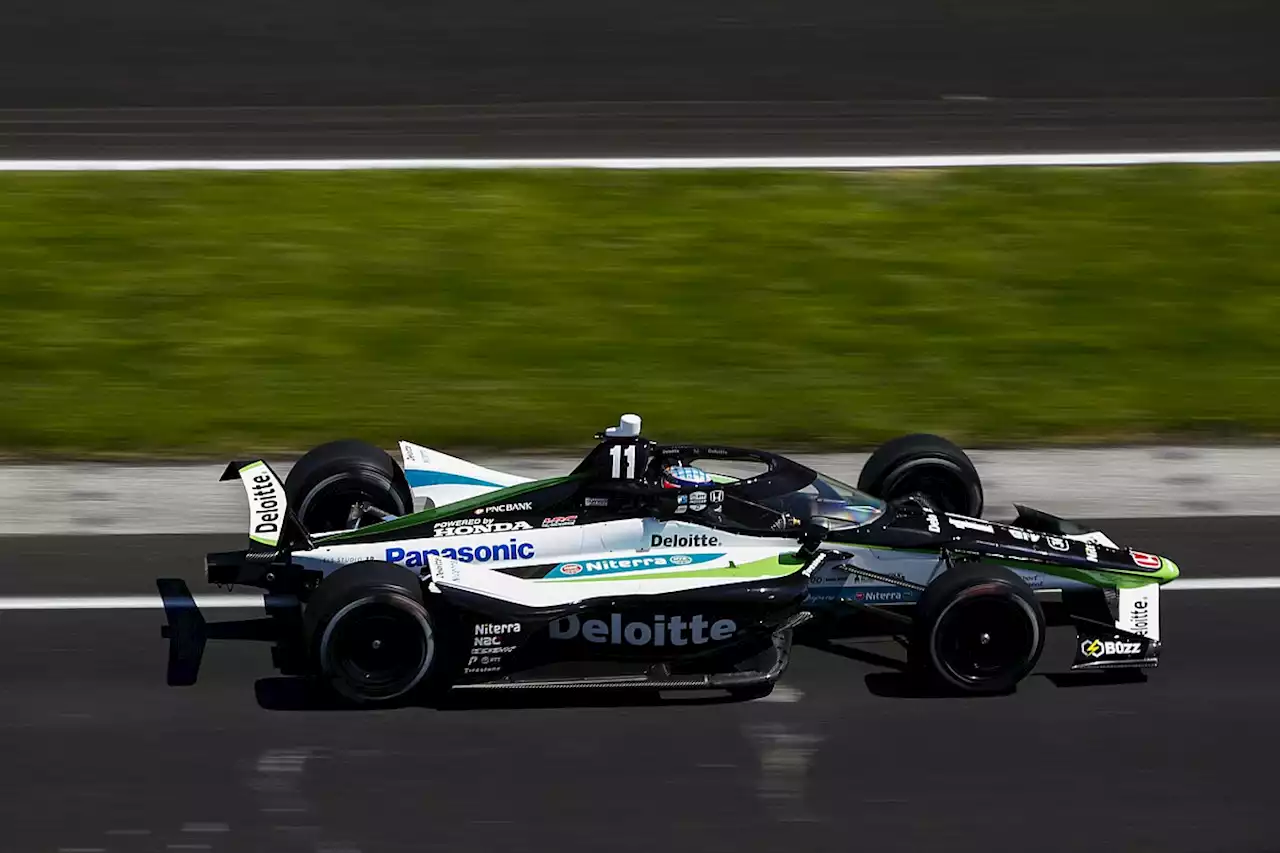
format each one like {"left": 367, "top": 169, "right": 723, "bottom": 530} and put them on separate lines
{"left": 797, "top": 517, "right": 831, "bottom": 559}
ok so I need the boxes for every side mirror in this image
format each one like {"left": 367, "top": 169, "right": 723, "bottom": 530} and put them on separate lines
{"left": 798, "top": 517, "right": 831, "bottom": 559}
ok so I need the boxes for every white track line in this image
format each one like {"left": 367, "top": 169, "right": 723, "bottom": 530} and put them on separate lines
{"left": 0, "top": 578, "right": 1273, "bottom": 610}
{"left": 1165, "top": 577, "right": 1280, "bottom": 591}
{"left": 0, "top": 594, "right": 290, "bottom": 611}
{"left": 1, "top": 151, "right": 1280, "bottom": 172}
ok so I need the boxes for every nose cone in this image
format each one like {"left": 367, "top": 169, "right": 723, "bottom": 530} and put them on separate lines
{"left": 1158, "top": 556, "right": 1180, "bottom": 582}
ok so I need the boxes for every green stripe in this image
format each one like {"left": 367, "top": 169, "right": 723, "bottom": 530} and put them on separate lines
{"left": 838, "top": 542, "right": 1179, "bottom": 587}
{"left": 537, "top": 553, "right": 802, "bottom": 583}
{"left": 319, "top": 475, "right": 581, "bottom": 543}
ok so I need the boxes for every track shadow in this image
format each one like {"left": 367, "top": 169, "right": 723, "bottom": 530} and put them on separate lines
{"left": 860, "top": 671, "right": 1029, "bottom": 699}
{"left": 798, "top": 636, "right": 907, "bottom": 671}
{"left": 1046, "top": 670, "right": 1149, "bottom": 688}
{"left": 252, "top": 676, "right": 745, "bottom": 712}
{"left": 864, "top": 669, "right": 1148, "bottom": 699}
{"left": 798, "top": 635, "right": 983, "bottom": 699}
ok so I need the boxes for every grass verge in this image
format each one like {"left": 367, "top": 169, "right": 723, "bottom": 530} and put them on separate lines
{"left": 2, "top": 166, "right": 1278, "bottom": 457}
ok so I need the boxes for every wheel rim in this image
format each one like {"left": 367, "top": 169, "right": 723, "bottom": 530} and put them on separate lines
{"left": 320, "top": 595, "right": 433, "bottom": 701}
{"left": 932, "top": 592, "right": 1038, "bottom": 686}
{"left": 299, "top": 473, "right": 407, "bottom": 533}
{"left": 884, "top": 459, "right": 978, "bottom": 515}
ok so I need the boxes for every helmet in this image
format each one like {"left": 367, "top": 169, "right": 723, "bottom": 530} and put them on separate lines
{"left": 662, "top": 465, "right": 713, "bottom": 489}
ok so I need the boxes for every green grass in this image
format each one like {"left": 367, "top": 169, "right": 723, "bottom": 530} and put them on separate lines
{"left": 2, "top": 166, "right": 1279, "bottom": 458}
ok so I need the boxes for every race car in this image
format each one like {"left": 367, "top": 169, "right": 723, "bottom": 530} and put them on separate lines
{"left": 164, "top": 414, "right": 1178, "bottom": 704}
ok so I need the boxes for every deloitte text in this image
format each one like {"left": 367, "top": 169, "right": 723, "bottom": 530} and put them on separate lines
{"left": 550, "top": 613, "right": 736, "bottom": 646}
{"left": 650, "top": 533, "right": 720, "bottom": 548}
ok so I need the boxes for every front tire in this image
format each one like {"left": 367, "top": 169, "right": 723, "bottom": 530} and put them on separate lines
{"left": 284, "top": 439, "right": 414, "bottom": 533}
{"left": 910, "top": 564, "right": 1045, "bottom": 695}
{"left": 858, "top": 433, "right": 983, "bottom": 517}
{"left": 303, "top": 562, "right": 443, "bottom": 705}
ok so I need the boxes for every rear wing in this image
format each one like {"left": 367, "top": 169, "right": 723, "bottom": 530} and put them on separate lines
{"left": 220, "top": 460, "right": 313, "bottom": 551}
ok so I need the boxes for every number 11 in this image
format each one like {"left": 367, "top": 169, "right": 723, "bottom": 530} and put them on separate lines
{"left": 609, "top": 444, "right": 637, "bottom": 479}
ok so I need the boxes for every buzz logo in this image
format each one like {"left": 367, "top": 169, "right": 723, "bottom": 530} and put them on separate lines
{"left": 1081, "top": 638, "right": 1143, "bottom": 658}
{"left": 549, "top": 613, "right": 736, "bottom": 646}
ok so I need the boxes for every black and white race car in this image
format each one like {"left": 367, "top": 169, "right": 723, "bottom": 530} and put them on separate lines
{"left": 164, "top": 414, "right": 1177, "bottom": 704}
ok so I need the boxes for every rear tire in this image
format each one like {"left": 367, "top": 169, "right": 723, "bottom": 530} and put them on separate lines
{"left": 910, "top": 564, "right": 1044, "bottom": 695}
{"left": 858, "top": 434, "right": 983, "bottom": 517}
{"left": 302, "top": 562, "right": 443, "bottom": 705}
{"left": 285, "top": 439, "right": 414, "bottom": 534}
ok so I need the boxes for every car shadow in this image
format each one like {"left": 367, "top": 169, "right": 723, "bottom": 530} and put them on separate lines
{"left": 799, "top": 631, "right": 1150, "bottom": 697}
{"left": 252, "top": 676, "right": 747, "bottom": 713}
{"left": 798, "top": 635, "right": 907, "bottom": 671}
{"left": 1045, "top": 670, "right": 1149, "bottom": 688}
{"left": 796, "top": 635, "right": 975, "bottom": 699}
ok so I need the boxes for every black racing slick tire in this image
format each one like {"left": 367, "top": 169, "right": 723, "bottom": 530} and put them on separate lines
{"left": 284, "top": 439, "right": 414, "bottom": 534}
{"left": 857, "top": 434, "right": 983, "bottom": 517}
{"left": 302, "top": 562, "right": 442, "bottom": 705}
{"left": 910, "top": 564, "right": 1045, "bottom": 696}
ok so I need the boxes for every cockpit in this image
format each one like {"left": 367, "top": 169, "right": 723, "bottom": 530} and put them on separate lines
{"left": 686, "top": 460, "right": 887, "bottom": 534}
{"left": 580, "top": 414, "right": 890, "bottom": 536}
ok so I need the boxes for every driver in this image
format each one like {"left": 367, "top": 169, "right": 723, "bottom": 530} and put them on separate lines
{"left": 661, "top": 465, "right": 726, "bottom": 519}
{"left": 662, "top": 465, "right": 713, "bottom": 489}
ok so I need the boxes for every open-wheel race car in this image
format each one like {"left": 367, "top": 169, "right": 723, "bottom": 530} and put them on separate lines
{"left": 162, "top": 414, "right": 1178, "bottom": 705}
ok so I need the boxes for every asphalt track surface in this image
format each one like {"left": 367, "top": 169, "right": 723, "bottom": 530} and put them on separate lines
{"left": 1, "top": 517, "right": 1278, "bottom": 852}
{"left": 2, "top": 0, "right": 1279, "bottom": 157}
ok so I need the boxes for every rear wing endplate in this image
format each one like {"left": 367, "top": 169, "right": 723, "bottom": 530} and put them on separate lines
{"left": 220, "top": 460, "right": 313, "bottom": 551}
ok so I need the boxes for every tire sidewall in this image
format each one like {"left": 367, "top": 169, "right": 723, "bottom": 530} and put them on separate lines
{"left": 284, "top": 440, "right": 414, "bottom": 533}
{"left": 296, "top": 467, "right": 410, "bottom": 531}
{"left": 315, "top": 590, "right": 436, "bottom": 704}
{"left": 303, "top": 561, "right": 446, "bottom": 705}
{"left": 913, "top": 566, "right": 1045, "bottom": 695}
{"left": 881, "top": 456, "right": 980, "bottom": 515}
{"left": 858, "top": 434, "right": 984, "bottom": 517}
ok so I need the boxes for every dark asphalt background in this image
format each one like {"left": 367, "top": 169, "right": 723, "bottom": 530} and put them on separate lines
{"left": 2, "top": 1, "right": 1280, "bottom": 845}
{"left": 1, "top": 518, "right": 1278, "bottom": 852}
{"left": 2, "top": 0, "right": 1279, "bottom": 156}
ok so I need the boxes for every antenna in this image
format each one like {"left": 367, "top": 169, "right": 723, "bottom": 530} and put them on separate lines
{"left": 603, "top": 413, "right": 642, "bottom": 438}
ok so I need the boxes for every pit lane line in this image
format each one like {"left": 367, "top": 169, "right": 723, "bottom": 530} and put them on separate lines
{"left": 1, "top": 150, "right": 1280, "bottom": 171}
{"left": 0, "top": 576, "right": 1276, "bottom": 610}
